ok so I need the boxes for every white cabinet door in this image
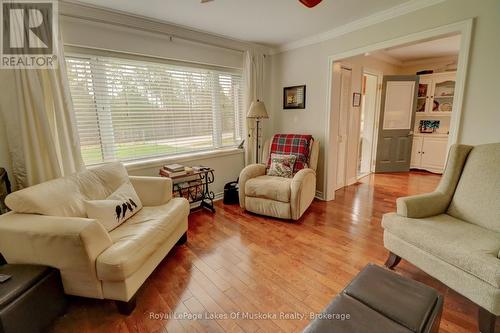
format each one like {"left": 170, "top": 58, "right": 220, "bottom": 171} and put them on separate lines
{"left": 421, "top": 137, "right": 448, "bottom": 172}
{"left": 430, "top": 73, "right": 456, "bottom": 114}
{"left": 410, "top": 136, "right": 423, "bottom": 168}
{"left": 417, "top": 77, "right": 433, "bottom": 114}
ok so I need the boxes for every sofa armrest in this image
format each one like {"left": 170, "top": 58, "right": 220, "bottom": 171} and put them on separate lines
{"left": 291, "top": 168, "right": 316, "bottom": 220}
{"left": 0, "top": 212, "right": 112, "bottom": 297}
{"left": 238, "top": 164, "right": 266, "bottom": 209}
{"left": 129, "top": 176, "right": 172, "bottom": 206}
{"left": 396, "top": 192, "right": 450, "bottom": 218}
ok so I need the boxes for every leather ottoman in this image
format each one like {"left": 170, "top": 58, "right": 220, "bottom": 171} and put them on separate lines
{"left": 303, "top": 264, "right": 443, "bottom": 333}
{"left": 0, "top": 264, "right": 67, "bottom": 333}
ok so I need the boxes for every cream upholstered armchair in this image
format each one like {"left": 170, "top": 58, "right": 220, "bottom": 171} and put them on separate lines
{"left": 239, "top": 136, "right": 319, "bottom": 220}
{"left": 382, "top": 143, "right": 500, "bottom": 333}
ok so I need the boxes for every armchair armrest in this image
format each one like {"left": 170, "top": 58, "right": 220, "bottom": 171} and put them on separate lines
{"left": 129, "top": 176, "right": 172, "bottom": 206}
{"left": 396, "top": 192, "right": 450, "bottom": 219}
{"left": 238, "top": 164, "right": 266, "bottom": 209}
{"left": 290, "top": 168, "right": 316, "bottom": 220}
{"left": 0, "top": 212, "right": 112, "bottom": 298}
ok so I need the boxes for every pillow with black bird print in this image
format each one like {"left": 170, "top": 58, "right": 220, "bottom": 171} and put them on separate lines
{"left": 84, "top": 182, "right": 143, "bottom": 231}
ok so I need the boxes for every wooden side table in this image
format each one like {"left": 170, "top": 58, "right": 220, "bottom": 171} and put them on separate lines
{"left": 160, "top": 168, "right": 216, "bottom": 213}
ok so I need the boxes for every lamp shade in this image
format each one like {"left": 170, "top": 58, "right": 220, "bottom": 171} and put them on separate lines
{"left": 247, "top": 100, "right": 269, "bottom": 119}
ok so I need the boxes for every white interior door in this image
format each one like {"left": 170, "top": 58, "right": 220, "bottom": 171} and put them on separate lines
{"left": 336, "top": 67, "right": 351, "bottom": 189}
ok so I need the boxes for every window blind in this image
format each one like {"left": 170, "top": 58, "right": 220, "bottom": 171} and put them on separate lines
{"left": 65, "top": 54, "right": 244, "bottom": 165}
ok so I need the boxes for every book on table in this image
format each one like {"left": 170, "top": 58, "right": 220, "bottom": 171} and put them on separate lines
{"left": 159, "top": 169, "right": 187, "bottom": 178}
{"left": 163, "top": 163, "right": 185, "bottom": 172}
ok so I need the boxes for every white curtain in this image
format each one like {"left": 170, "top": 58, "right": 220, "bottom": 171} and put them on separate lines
{"left": 243, "top": 50, "right": 266, "bottom": 165}
{"left": 0, "top": 34, "right": 84, "bottom": 188}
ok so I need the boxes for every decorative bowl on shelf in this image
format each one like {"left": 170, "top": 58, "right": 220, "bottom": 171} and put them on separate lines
{"left": 440, "top": 102, "right": 452, "bottom": 112}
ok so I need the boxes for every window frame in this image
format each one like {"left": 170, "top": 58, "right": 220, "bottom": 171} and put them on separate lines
{"left": 65, "top": 47, "right": 245, "bottom": 166}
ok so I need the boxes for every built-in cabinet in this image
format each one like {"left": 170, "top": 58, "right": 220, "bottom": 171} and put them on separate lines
{"left": 416, "top": 72, "right": 456, "bottom": 115}
{"left": 411, "top": 72, "right": 455, "bottom": 174}
{"left": 411, "top": 135, "right": 448, "bottom": 173}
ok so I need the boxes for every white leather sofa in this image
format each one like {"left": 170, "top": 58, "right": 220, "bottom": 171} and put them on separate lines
{"left": 239, "top": 138, "right": 319, "bottom": 220}
{"left": 0, "top": 162, "right": 189, "bottom": 314}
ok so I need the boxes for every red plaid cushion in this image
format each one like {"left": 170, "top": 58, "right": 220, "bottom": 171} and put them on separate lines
{"left": 267, "top": 134, "right": 313, "bottom": 172}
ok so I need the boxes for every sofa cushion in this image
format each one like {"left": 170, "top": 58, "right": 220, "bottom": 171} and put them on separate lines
{"left": 85, "top": 182, "right": 143, "bottom": 231}
{"left": 447, "top": 143, "right": 500, "bottom": 232}
{"left": 96, "top": 198, "right": 189, "bottom": 281}
{"left": 382, "top": 213, "right": 500, "bottom": 288}
{"left": 5, "top": 162, "right": 129, "bottom": 217}
{"left": 245, "top": 175, "right": 292, "bottom": 203}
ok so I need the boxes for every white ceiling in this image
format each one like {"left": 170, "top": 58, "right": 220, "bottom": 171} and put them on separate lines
{"left": 375, "top": 34, "right": 461, "bottom": 62}
{"left": 72, "top": 0, "right": 410, "bottom": 47}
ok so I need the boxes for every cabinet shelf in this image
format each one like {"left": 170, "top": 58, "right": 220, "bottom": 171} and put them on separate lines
{"left": 416, "top": 112, "right": 452, "bottom": 116}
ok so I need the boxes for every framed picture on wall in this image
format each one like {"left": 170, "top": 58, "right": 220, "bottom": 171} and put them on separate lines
{"left": 352, "top": 92, "right": 361, "bottom": 107}
{"left": 283, "top": 85, "right": 306, "bottom": 109}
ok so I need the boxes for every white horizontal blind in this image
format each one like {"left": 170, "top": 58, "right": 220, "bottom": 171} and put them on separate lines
{"left": 65, "top": 54, "right": 244, "bottom": 165}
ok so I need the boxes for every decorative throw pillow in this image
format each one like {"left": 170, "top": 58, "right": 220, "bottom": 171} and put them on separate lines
{"left": 267, "top": 134, "right": 313, "bottom": 172}
{"left": 267, "top": 153, "right": 297, "bottom": 178}
{"left": 85, "top": 182, "right": 143, "bottom": 231}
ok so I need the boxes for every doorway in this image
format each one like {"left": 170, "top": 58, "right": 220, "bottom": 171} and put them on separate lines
{"left": 324, "top": 19, "right": 472, "bottom": 201}
{"left": 357, "top": 72, "right": 379, "bottom": 178}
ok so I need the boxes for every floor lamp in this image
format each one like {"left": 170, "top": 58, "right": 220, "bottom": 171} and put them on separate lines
{"left": 247, "top": 100, "right": 269, "bottom": 164}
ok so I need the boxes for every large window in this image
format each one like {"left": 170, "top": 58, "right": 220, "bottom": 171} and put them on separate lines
{"left": 66, "top": 54, "right": 244, "bottom": 165}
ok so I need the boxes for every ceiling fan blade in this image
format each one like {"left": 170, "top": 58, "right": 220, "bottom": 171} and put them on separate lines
{"left": 299, "top": 0, "right": 322, "bottom": 8}
{"left": 201, "top": 0, "right": 214, "bottom": 3}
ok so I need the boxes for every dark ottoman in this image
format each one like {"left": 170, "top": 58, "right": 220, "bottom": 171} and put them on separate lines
{"left": 0, "top": 264, "right": 67, "bottom": 333}
{"left": 303, "top": 264, "right": 443, "bottom": 333}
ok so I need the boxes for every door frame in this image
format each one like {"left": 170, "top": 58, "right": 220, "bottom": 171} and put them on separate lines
{"left": 359, "top": 69, "right": 383, "bottom": 177}
{"left": 324, "top": 18, "right": 473, "bottom": 201}
{"left": 334, "top": 64, "right": 353, "bottom": 190}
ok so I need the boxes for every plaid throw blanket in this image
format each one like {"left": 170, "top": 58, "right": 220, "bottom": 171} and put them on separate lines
{"left": 267, "top": 134, "right": 313, "bottom": 172}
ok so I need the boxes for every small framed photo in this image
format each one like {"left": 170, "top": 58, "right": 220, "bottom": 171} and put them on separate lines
{"left": 352, "top": 93, "right": 361, "bottom": 107}
{"left": 283, "top": 85, "right": 306, "bottom": 109}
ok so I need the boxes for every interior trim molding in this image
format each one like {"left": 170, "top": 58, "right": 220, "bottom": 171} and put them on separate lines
{"left": 323, "top": 18, "right": 473, "bottom": 201}
{"left": 368, "top": 52, "right": 403, "bottom": 66}
{"left": 60, "top": 0, "right": 272, "bottom": 55}
{"left": 401, "top": 55, "right": 458, "bottom": 67}
{"left": 315, "top": 190, "right": 325, "bottom": 201}
{"left": 275, "top": 0, "right": 446, "bottom": 54}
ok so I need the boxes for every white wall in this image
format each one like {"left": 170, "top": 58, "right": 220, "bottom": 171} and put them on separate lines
{"left": 0, "top": 2, "right": 269, "bottom": 193}
{"left": 126, "top": 151, "right": 244, "bottom": 198}
{"left": 270, "top": 0, "right": 500, "bottom": 195}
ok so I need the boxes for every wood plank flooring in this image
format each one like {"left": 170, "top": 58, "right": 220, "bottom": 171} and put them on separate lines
{"left": 50, "top": 171, "right": 493, "bottom": 333}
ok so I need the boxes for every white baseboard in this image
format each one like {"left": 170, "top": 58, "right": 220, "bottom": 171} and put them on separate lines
{"left": 315, "top": 190, "right": 325, "bottom": 201}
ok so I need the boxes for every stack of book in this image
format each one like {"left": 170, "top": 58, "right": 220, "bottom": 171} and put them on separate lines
{"left": 160, "top": 164, "right": 187, "bottom": 178}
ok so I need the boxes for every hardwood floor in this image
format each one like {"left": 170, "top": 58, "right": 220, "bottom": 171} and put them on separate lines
{"left": 50, "top": 171, "right": 492, "bottom": 333}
